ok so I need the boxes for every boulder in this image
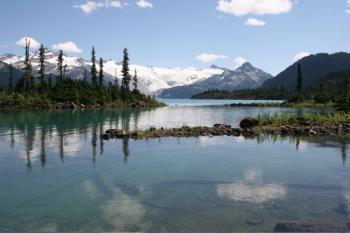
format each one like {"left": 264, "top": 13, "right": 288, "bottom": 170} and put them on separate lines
{"left": 102, "top": 134, "right": 110, "bottom": 140}
{"left": 273, "top": 220, "right": 350, "bottom": 232}
{"left": 240, "top": 117, "right": 259, "bottom": 129}
{"left": 309, "top": 129, "right": 317, "bottom": 136}
{"left": 70, "top": 102, "right": 77, "bottom": 109}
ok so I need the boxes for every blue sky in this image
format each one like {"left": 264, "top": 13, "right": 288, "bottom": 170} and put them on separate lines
{"left": 0, "top": 0, "right": 349, "bottom": 75}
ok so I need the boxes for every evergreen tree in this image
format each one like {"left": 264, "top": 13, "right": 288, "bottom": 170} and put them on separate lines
{"left": 57, "top": 50, "right": 64, "bottom": 81}
{"left": 48, "top": 76, "right": 52, "bottom": 88}
{"left": 338, "top": 75, "right": 350, "bottom": 112}
{"left": 114, "top": 68, "right": 119, "bottom": 89}
{"left": 38, "top": 44, "right": 46, "bottom": 85}
{"left": 319, "top": 83, "right": 324, "bottom": 95}
{"left": 83, "top": 69, "right": 88, "bottom": 83}
{"left": 296, "top": 63, "right": 303, "bottom": 94}
{"left": 132, "top": 69, "right": 138, "bottom": 91}
{"left": 91, "top": 46, "right": 98, "bottom": 86}
{"left": 99, "top": 57, "right": 104, "bottom": 87}
{"left": 63, "top": 64, "right": 67, "bottom": 78}
{"left": 121, "top": 48, "right": 131, "bottom": 91}
{"left": 23, "top": 38, "right": 33, "bottom": 91}
{"left": 8, "top": 64, "right": 13, "bottom": 91}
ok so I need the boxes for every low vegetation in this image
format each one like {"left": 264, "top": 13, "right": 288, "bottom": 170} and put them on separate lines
{"left": 257, "top": 112, "right": 350, "bottom": 127}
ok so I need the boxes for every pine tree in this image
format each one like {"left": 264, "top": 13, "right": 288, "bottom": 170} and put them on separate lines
{"left": 99, "top": 57, "right": 104, "bottom": 87}
{"left": 83, "top": 69, "right": 88, "bottom": 83}
{"left": 339, "top": 75, "right": 350, "bottom": 112}
{"left": 63, "top": 64, "right": 67, "bottom": 78}
{"left": 91, "top": 46, "right": 98, "bottom": 86}
{"left": 132, "top": 69, "right": 138, "bottom": 91}
{"left": 23, "top": 38, "right": 33, "bottom": 91}
{"left": 48, "top": 76, "right": 52, "bottom": 88}
{"left": 8, "top": 64, "right": 13, "bottom": 91}
{"left": 296, "top": 63, "right": 303, "bottom": 94}
{"left": 57, "top": 50, "right": 64, "bottom": 81}
{"left": 38, "top": 44, "right": 46, "bottom": 85}
{"left": 114, "top": 68, "right": 119, "bottom": 89}
{"left": 121, "top": 48, "right": 131, "bottom": 91}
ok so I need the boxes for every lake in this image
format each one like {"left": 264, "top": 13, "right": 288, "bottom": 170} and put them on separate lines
{"left": 0, "top": 100, "right": 348, "bottom": 232}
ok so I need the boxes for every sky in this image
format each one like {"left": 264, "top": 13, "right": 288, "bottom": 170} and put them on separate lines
{"left": 0, "top": 0, "right": 349, "bottom": 75}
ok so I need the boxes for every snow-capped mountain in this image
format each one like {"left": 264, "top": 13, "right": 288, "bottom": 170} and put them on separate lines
{"left": 0, "top": 50, "right": 223, "bottom": 94}
{"left": 159, "top": 62, "right": 273, "bottom": 98}
{"left": 0, "top": 50, "right": 272, "bottom": 97}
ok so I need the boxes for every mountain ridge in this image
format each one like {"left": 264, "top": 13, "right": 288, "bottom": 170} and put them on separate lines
{"left": 261, "top": 52, "right": 350, "bottom": 89}
{"left": 159, "top": 62, "right": 273, "bottom": 98}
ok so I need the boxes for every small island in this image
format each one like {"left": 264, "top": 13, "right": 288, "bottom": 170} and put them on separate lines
{"left": 102, "top": 112, "right": 350, "bottom": 140}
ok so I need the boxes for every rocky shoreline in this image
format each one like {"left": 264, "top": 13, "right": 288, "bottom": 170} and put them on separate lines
{"left": 102, "top": 117, "right": 350, "bottom": 140}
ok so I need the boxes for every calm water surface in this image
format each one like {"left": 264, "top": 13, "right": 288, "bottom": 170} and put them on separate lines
{"left": 0, "top": 100, "right": 348, "bottom": 232}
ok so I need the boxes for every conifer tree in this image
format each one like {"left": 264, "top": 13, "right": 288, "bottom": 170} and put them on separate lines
{"left": 57, "top": 50, "right": 64, "bottom": 81}
{"left": 121, "top": 48, "right": 131, "bottom": 91}
{"left": 132, "top": 69, "right": 138, "bottom": 91}
{"left": 38, "top": 44, "right": 46, "bottom": 85}
{"left": 63, "top": 64, "right": 67, "bottom": 78}
{"left": 99, "top": 57, "right": 104, "bottom": 87}
{"left": 83, "top": 69, "right": 88, "bottom": 83}
{"left": 8, "top": 64, "right": 13, "bottom": 91}
{"left": 23, "top": 38, "right": 33, "bottom": 91}
{"left": 91, "top": 46, "right": 98, "bottom": 86}
{"left": 48, "top": 76, "right": 52, "bottom": 88}
{"left": 339, "top": 75, "right": 350, "bottom": 112}
{"left": 296, "top": 63, "right": 303, "bottom": 94}
{"left": 114, "top": 68, "right": 119, "bottom": 89}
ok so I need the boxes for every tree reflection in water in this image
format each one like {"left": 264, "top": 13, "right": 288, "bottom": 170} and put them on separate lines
{"left": 1, "top": 110, "right": 349, "bottom": 169}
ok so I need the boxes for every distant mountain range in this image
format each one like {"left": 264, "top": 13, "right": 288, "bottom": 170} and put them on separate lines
{"left": 159, "top": 62, "right": 272, "bottom": 98}
{"left": 1, "top": 50, "right": 349, "bottom": 98}
{"left": 262, "top": 52, "right": 350, "bottom": 89}
{"left": 0, "top": 50, "right": 223, "bottom": 95}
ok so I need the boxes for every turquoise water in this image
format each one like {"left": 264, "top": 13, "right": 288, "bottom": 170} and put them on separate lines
{"left": 0, "top": 101, "right": 348, "bottom": 232}
{"left": 158, "top": 98, "right": 284, "bottom": 106}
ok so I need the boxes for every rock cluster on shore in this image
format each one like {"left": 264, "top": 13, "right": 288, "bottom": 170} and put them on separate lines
{"left": 102, "top": 117, "right": 350, "bottom": 140}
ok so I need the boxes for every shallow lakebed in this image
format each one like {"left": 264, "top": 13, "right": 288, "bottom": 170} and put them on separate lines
{"left": 0, "top": 100, "right": 348, "bottom": 232}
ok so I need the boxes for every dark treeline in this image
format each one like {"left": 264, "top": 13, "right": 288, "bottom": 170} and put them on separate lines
{"left": 0, "top": 39, "right": 162, "bottom": 110}
{"left": 192, "top": 64, "right": 350, "bottom": 110}
{"left": 191, "top": 87, "right": 289, "bottom": 100}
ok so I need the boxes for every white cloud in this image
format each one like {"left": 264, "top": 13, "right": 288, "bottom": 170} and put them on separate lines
{"left": 196, "top": 53, "right": 228, "bottom": 63}
{"left": 293, "top": 51, "right": 310, "bottom": 62}
{"left": 217, "top": 169, "right": 287, "bottom": 204}
{"left": 16, "top": 37, "right": 40, "bottom": 49}
{"left": 74, "top": 0, "right": 124, "bottom": 14}
{"left": 234, "top": 57, "right": 247, "bottom": 68}
{"left": 107, "top": 0, "right": 124, "bottom": 8}
{"left": 217, "top": 0, "right": 293, "bottom": 16}
{"left": 245, "top": 18, "right": 266, "bottom": 26}
{"left": 74, "top": 1, "right": 104, "bottom": 14}
{"left": 347, "top": 0, "right": 350, "bottom": 13}
{"left": 137, "top": 0, "right": 153, "bottom": 8}
{"left": 52, "top": 42, "right": 83, "bottom": 53}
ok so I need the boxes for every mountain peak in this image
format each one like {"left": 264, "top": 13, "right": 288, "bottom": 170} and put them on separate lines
{"left": 239, "top": 62, "right": 254, "bottom": 70}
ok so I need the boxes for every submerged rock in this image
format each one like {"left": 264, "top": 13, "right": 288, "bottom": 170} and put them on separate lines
{"left": 246, "top": 217, "right": 264, "bottom": 226}
{"left": 273, "top": 220, "right": 350, "bottom": 232}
